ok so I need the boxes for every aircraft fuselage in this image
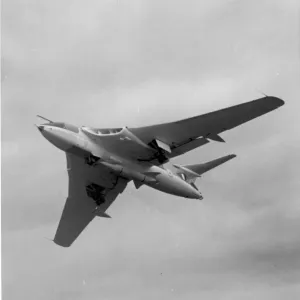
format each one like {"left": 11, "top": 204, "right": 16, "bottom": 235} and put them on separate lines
{"left": 37, "top": 123, "right": 203, "bottom": 200}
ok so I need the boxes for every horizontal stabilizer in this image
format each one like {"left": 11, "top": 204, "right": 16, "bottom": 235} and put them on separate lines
{"left": 173, "top": 164, "right": 202, "bottom": 178}
{"left": 184, "top": 154, "right": 236, "bottom": 176}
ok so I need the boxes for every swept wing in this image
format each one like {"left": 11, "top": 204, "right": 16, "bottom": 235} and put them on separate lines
{"left": 54, "top": 153, "right": 128, "bottom": 247}
{"left": 129, "top": 96, "right": 284, "bottom": 159}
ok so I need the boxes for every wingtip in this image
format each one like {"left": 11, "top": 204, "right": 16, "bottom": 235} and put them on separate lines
{"left": 264, "top": 96, "right": 285, "bottom": 108}
{"left": 45, "top": 236, "right": 71, "bottom": 247}
{"left": 224, "top": 154, "right": 237, "bottom": 161}
{"left": 53, "top": 239, "right": 72, "bottom": 247}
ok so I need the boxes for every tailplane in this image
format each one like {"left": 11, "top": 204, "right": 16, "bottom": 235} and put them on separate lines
{"left": 174, "top": 154, "right": 236, "bottom": 184}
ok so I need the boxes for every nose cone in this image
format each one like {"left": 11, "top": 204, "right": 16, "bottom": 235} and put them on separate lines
{"left": 36, "top": 124, "right": 52, "bottom": 139}
{"left": 36, "top": 125, "right": 77, "bottom": 151}
{"left": 36, "top": 124, "right": 45, "bottom": 132}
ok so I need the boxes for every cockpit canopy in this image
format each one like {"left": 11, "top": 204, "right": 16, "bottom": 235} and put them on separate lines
{"left": 83, "top": 127, "right": 123, "bottom": 135}
{"left": 45, "top": 122, "right": 79, "bottom": 133}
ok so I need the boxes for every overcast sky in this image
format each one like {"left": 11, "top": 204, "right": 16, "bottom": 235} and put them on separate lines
{"left": 2, "top": 0, "right": 300, "bottom": 299}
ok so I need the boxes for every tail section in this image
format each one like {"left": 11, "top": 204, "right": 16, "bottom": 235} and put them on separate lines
{"left": 183, "top": 154, "right": 236, "bottom": 176}
{"left": 174, "top": 154, "right": 236, "bottom": 184}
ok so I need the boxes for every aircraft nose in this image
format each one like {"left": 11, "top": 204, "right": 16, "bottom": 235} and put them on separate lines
{"left": 36, "top": 124, "right": 45, "bottom": 132}
{"left": 36, "top": 124, "right": 79, "bottom": 152}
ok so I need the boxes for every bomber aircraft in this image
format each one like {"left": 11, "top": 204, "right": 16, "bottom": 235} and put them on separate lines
{"left": 37, "top": 96, "right": 284, "bottom": 247}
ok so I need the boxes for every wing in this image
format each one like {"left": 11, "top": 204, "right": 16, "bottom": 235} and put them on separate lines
{"left": 54, "top": 153, "right": 128, "bottom": 247}
{"left": 129, "top": 96, "right": 284, "bottom": 158}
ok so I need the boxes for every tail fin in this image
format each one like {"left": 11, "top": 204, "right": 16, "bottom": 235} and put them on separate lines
{"left": 174, "top": 154, "right": 236, "bottom": 183}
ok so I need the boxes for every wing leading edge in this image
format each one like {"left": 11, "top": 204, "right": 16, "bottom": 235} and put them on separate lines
{"left": 129, "top": 96, "right": 284, "bottom": 158}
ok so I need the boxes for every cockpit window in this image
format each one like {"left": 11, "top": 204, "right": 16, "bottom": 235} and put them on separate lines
{"left": 86, "top": 127, "right": 122, "bottom": 135}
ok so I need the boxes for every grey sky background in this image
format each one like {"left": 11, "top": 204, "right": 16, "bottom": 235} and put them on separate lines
{"left": 2, "top": 0, "right": 300, "bottom": 299}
